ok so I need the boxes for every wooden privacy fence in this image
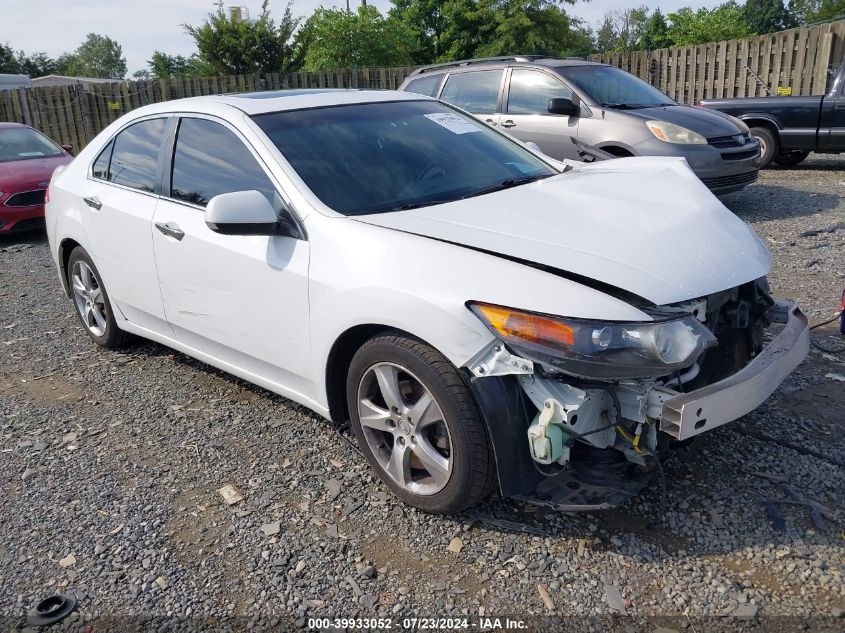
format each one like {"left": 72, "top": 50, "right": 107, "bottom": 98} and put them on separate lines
{"left": 590, "top": 19, "right": 845, "bottom": 104}
{"left": 0, "top": 66, "right": 415, "bottom": 151}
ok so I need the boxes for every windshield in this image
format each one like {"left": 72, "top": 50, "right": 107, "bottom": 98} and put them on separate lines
{"left": 0, "top": 126, "right": 63, "bottom": 162}
{"left": 560, "top": 65, "right": 675, "bottom": 108}
{"left": 252, "top": 100, "right": 555, "bottom": 215}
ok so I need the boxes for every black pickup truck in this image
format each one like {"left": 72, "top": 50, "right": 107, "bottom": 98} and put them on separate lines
{"left": 701, "top": 60, "right": 845, "bottom": 167}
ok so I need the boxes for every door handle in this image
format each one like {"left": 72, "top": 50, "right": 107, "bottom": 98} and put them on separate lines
{"left": 83, "top": 196, "right": 102, "bottom": 210}
{"left": 155, "top": 222, "right": 185, "bottom": 241}
{"left": 484, "top": 118, "right": 498, "bottom": 127}
{"left": 500, "top": 120, "right": 516, "bottom": 128}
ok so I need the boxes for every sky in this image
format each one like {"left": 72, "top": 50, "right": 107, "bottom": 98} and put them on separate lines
{"left": 1, "top": 0, "right": 721, "bottom": 75}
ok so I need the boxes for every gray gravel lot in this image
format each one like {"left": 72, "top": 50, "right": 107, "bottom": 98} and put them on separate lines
{"left": 1, "top": 157, "right": 844, "bottom": 632}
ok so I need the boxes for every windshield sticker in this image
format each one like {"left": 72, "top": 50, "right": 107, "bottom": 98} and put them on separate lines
{"left": 423, "top": 113, "right": 481, "bottom": 134}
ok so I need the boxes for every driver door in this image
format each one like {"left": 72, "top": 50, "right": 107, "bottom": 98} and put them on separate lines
{"left": 500, "top": 68, "right": 581, "bottom": 160}
{"left": 151, "top": 115, "right": 311, "bottom": 392}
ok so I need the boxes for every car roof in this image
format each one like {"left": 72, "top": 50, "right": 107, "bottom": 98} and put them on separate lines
{"left": 126, "top": 89, "right": 427, "bottom": 119}
{"left": 409, "top": 56, "right": 605, "bottom": 77}
{"left": 0, "top": 122, "right": 29, "bottom": 129}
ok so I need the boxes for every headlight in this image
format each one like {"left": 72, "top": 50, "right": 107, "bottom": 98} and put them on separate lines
{"left": 729, "top": 116, "right": 750, "bottom": 135}
{"left": 646, "top": 120, "right": 707, "bottom": 145}
{"left": 469, "top": 302, "right": 717, "bottom": 379}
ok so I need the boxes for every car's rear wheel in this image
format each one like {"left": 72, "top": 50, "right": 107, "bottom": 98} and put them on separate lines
{"left": 750, "top": 126, "right": 778, "bottom": 167}
{"left": 773, "top": 150, "right": 810, "bottom": 167}
{"left": 346, "top": 333, "right": 497, "bottom": 513}
{"left": 67, "top": 247, "right": 132, "bottom": 348}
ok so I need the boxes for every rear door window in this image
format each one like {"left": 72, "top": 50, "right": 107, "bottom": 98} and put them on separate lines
{"left": 108, "top": 118, "right": 167, "bottom": 192}
{"left": 439, "top": 70, "right": 504, "bottom": 114}
{"left": 170, "top": 117, "right": 277, "bottom": 208}
{"left": 507, "top": 69, "right": 574, "bottom": 115}
{"left": 91, "top": 141, "right": 113, "bottom": 180}
{"left": 404, "top": 74, "right": 443, "bottom": 97}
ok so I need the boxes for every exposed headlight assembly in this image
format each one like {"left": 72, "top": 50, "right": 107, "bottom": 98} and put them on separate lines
{"left": 646, "top": 120, "right": 707, "bottom": 145}
{"left": 469, "top": 302, "right": 717, "bottom": 379}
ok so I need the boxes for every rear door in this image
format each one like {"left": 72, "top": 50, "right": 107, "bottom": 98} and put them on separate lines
{"left": 500, "top": 67, "right": 581, "bottom": 160}
{"left": 151, "top": 115, "right": 311, "bottom": 392}
{"left": 82, "top": 116, "right": 171, "bottom": 334}
{"left": 438, "top": 69, "right": 505, "bottom": 129}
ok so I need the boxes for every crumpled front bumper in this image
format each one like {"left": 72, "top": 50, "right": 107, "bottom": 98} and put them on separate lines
{"left": 659, "top": 300, "right": 809, "bottom": 441}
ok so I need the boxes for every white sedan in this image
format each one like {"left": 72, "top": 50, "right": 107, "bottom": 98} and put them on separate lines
{"left": 46, "top": 90, "right": 809, "bottom": 513}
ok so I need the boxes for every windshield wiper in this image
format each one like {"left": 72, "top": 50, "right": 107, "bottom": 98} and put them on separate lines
{"left": 600, "top": 102, "right": 653, "bottom": 110}
{"left": 460, "top": 175, "right": 551, "bottom": 200}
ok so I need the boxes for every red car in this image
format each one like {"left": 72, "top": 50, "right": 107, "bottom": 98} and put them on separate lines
{"left": 0, "top": 122, "right": 73, "bottom": 233}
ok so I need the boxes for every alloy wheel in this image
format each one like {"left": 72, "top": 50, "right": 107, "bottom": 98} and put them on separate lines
{"left": 71, "top": 260, "right": 108, "bottom": 337}
{"left": 356, "top": 362, "right": 453, "bottom": 495}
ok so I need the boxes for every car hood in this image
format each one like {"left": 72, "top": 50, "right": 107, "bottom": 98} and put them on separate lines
{"left": 354, "top": 157, "right": 771, "bottom": 307}
{"left": 619, "top": 103, "right": 744, "bottom": 137}
{"left": 0, "top": 154, "right": 72, "bottom": 189}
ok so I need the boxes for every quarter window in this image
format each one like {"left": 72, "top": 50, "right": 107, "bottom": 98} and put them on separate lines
{"left": 170, "top": 117, "right": 277, "bottom": 208}
{"left": 507, "top": 69, "right": 573, "bottom": 115}
{"left": 439, "top": 70, "right": 503, "bottom": 113}
{"left": 108, "top": 118, "right": 167, "bottom": 192}
{"left": 404, "top": 75, "right": 442, "bottom": 97}
{"left": 91, "top": 141, "right": 113, "bottom": 180}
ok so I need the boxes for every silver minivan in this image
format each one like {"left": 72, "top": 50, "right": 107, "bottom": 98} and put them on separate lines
{"left": 399, "top": 56, "right": 762, "bottom": 194}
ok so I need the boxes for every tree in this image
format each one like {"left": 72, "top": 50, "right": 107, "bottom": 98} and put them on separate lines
{"left": 185, "top": 0, "right": 303, "bottom": 75}
{"left": 745, "top": 0, "right": 794, "bottom": 33}
{"left": 641, "top": 9, "right": 672, "bottom": 50}
{"left": 67, "top": 33, "right": 127, "bottom": 79}
{"left": 0, "top": 43, "right": 20, "bottom": 73}
{"left": 302, "top": 6, "right": 414, "bottom": 70}
{"left": 667, "top": 2, "right": 750, "bottom": 46}
{"left": 147, "top": 51, "right": 204, "bottom": 79}
{"left": 390, "top": 0, "right": 447, "bottom": 63}
{"left": 594, "top": 6, "right": 652, "bottom": 52}
{"left": 789, "top": 0, "right": 845, "bottom": 24}
{"left": 473, "top": 0, "right": 584, "bottom": 58}
{"left": 16, "top": 51, "right": 57, "bottom": 78}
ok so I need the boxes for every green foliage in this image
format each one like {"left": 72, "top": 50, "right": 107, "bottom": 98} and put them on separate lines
{"left": 667, "top": 2, "right": 750, "bottom": 45}
{"left": 394, "top": 0, "right": 585, "bottom": 64}
{"left": 16, "top": 51, "right": 57, "bottom": 78}
{"left": 301, "top": 6, "right": 414, "bottom": 70}
{"left": 147, "top": 51, "right": 204, "bottom": 79}
{"left": 641, "top": 9, "right": 672, "bottom": 49}
{"left": 0, "top": 43, "right": 20, "bottom": 73}
{"left": 789, "top": 0, "right": 845, "bottom": 23}
{"left": 184, "top": 0, "right": 303, "bottom": 75}
{"left": 65, "top": 33, "right": 127, "bottom": 79}
{"left": 390, "top": 0, "right": 446, "bottom": 63}
{"left": 745, "top": 0, "right": 794, "bottom": 32}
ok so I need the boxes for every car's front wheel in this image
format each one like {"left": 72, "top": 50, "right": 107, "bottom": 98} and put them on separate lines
{"left": 67, "top": 246, "right": 132, "bottom": 348}
{"left": 346, "top": 333, "right": 497, "bottom": 513}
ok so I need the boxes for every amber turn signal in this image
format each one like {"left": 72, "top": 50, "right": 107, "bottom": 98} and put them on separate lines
{"left": 475, "top": 303, "right": 575, "bottom": 347}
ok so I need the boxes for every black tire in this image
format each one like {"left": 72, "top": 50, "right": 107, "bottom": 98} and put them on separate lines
{"left": 67, "top": 246, "right": 133, "bottom": 349}
{"left": 773, "top": 150, "right": 810, "bottom": 167}
{"left": 346, "top": 332, "right": 497, "bottom": 514}
{"left": 750, "top": 126, "right": 779, "bottom": 168}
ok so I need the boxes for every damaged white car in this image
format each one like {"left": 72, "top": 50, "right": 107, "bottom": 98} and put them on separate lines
{"left": 46, "top": 90, "right": 810, "bottom": 513}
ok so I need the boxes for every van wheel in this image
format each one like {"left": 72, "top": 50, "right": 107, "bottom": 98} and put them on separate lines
{"left": 346, "top": 333, "right": 497, "bottom": 514}
{"left": 750, "top": 126, "right": 778, "bottom": 167}
{"left": 67, "top": 247, "right": 133, "bottom": 348}
{"left": 773, "top": 150, "right": 809, "bottom": 167}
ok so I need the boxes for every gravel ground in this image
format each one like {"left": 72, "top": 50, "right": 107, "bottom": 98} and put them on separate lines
{"left": 1, "top": 157, "right": 844, "bottom": 633}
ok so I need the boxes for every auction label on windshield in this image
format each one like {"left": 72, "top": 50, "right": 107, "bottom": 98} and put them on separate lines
{"left": 424, "top": 112, "right": 481, "bottom": 134}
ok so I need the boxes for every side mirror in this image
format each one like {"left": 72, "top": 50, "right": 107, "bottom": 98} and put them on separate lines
{"left": 61, "top": 143, "right": 74, "bottom": 155}
{"left": 548, "top": 97, "right": 580, "bottom": 117}
{"left": 205, "top": 190, "right": 298, "bottom": 237}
